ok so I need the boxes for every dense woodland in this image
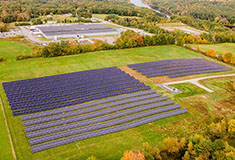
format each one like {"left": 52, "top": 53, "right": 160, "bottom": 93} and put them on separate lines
{"left": 147, "top": 0, "right": 235, "bottom": 25}
{"left": 0, "top": 0, "right": 235, "bottom": 44}
{"left": 85, "top": 119, "right": 235, "bottom": 160}
{"left": 0, "top": 0, "right": 158, "bottom": 23}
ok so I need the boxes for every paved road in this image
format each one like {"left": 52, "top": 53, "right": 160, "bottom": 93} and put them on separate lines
{"left": 163, "top": 74, "right": 235, "bottom": 93}
{"left": 98, "top": 19, "right": 153, "bottom": 36}
{"left": 130, "top": 0, "right": 170, "bottom": 19}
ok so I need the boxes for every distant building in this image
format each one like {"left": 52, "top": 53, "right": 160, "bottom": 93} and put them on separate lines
{"left": 47, "top": 21, "right": 57, "bottom": 24}
{"left": 65, "top": 13, "right": 73, "bottom": 17}
{"left": 37, "top": 23, "right": 119, "bottom": 39}
{"left": 91, "top": 17, "right": 98, "bottom": 22}
{"left": 46, "top": 15, "right": 53, "bottom": 18}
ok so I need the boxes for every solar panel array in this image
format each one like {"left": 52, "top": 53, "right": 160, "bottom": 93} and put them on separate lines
{"left": 3, "top": 67, "right": 152, "bottom": 116}
{"left": 3, "top": 67, "right": 188, "bottom": 153}
{"left": 128, "top": 59, "right": 233, "bottom": 78}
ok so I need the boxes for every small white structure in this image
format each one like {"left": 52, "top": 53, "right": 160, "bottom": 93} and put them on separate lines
{"left": 46, "top": 15, "right": 53, "bottom": 18}
{"left": 158, "top": 84, "right": 182, "bottom": 94}
{"left": 65, "top": 13, "right": 73, "bottom": 17}
{"left": 47, "top": 21, "right": 57, "bottom": 24}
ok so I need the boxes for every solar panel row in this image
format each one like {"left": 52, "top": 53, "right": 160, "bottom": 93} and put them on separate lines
{"left": 139, "top": 63, "right": 222, "bottom": 74}
{"left": 10, "top": 79, "right": 140, "bottom": 105}
{"left": 145, "top": 65, "right": 228, "bottom": 78}
{"left": 23, "top": 93, "right": 162, "bottom": 126}
{"left": 11, "top": 82, "right": 146, "bottom": 110}
{"left": 24, "top": 97, "right": 172, "bottom": 131}
{"left": 169, "top": 68, "right": 233, "bottom": 78}
{"left": 128, "top": 59, "right": 232, "bottom": 78}
{"left": 29, "top": 104, "right": 181, "bottom": 145}
{"left": 131, "top": 59, "right": 209, "bottom": 71}
{"left": 3, "top": 67, "right": 118, "bottom": 87}
{"left": 134, "top": 60, "right": 213, "bottom": 72}
{"left": 13, "top": 86, "right": 151, "bottom": 116}
{"left": 21, "top": 90, "right": 157, "bottom": 121}
{"left": 6, "top": 74, "right": 134, "bottom": 97}
{"left": 5, "top": 70, "right": 130, "bottom": 95}
{"left": 27, "top": 102, "right": 177, "bottom": 138}
{"left": 31, "top": 109, "right": 187, "bottom": 153}
{"left": 129, "top": 58, "right": 206, "bottom": 68}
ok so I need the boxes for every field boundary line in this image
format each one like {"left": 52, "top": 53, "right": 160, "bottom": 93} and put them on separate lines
{"left": 0, "top": 95, "right": 17, "bottom": 160}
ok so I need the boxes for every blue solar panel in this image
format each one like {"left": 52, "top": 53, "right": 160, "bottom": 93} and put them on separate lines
{"left": 21, "top": 90, "right": 157, "bottom": 121}
{"left": 3, "top": 66, "right": 188, "bottom": 154}
{"left": 23, "top": 93, "right": 162, "bottom": 126}
{"left": 29, "top": 104, "right": 181, "bottom": 145}
{"left": 24, "top": 97, "right": 171, "bottom": 131}
{"left": 13, "top": 86, "right": 151, "bottom": 116}
{"left": 27, "top": 103, "right": 179, "bottom": 138}
{"left": 128, "top": 59, "right": 232, "bottom": 78}
{"left": 31, "top": 109, "right": 188, "bottom": 153}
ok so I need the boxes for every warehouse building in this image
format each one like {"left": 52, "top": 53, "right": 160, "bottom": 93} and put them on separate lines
{"left": 37, "top": 23, "right": 120, "bottom": 39}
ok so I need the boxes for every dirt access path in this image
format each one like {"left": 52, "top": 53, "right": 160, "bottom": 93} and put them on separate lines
{"left": 0, "top": 97, "right": 16, "bottom": 160}
{"left": 119, "top": 66, "right": 150, "bottom": 82}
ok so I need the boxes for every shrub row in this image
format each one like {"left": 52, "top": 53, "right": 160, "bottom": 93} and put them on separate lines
{"left": 184, "top": 45, "right": 235, "bottom": 65}
{"left": 0, "top": 57, "right": 6, "bottom": 62}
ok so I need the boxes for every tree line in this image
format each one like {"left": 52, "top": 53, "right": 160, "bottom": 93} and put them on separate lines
{"left": 0, "top": 0, "right": 158, "bottom": 23}
{"left": 147, "top": 0, "right": 235, "bottom": 25}
{"left": 86, "top": 119, "right": 235, "bottom": 160}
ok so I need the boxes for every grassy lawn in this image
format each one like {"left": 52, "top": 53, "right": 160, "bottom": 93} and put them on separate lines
{"left": 93, "top": 14, "right": 108, "bottom": 20}
{"left": 103, "top": 23, "right": 122, "bottom": 29}
{"left": 0, "top": 97, "right": 14, "bottom": 160}
{"left": 0, "top": 41, "right": 31, "bottom": 62}
{"left": 169, "top": 83, "right": 208, "bottom": 98}
{"left": 0, "top": 43, "right": 234, "bottom": 160}
{"left": 189, "top": 43, "right": 235, "bottom": 55}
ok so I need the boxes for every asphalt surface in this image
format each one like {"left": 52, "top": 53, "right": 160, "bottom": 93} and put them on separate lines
{"left": 163, "top": 74, "right": 235, "bottom": 93}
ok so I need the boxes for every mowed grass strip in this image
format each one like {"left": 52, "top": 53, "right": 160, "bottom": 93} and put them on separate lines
{"left": 0, "top": 45, "right": 207, "bottom": 82}
{"left": 0, "top": 44, "right": 233, "bottom": 160}
{"left": 189, "top": 43, "right": 235, "bottom": 55}
{"left": 0, "top": 96, "right": 15, "bottom": 160}
{"left": 0, "top": 41, "right": 31, "bottom": 62}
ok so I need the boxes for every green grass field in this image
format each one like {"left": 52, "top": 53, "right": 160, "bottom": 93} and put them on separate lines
{"left": 0, "top": 41, "right": 31, "bottom": 62}
{"left": 103, "top": 23, "right": 122, "bottom": 29}
{"left": 0, "top": 97, "right": 14, "bottom": 160}
{"left": 93, "top": 14, "right": 108, "bottom": 20}
{"left": 189, "top": 43, "right": 235, "bottom": 55}
{"left": 0, "top": 41, "right": 234, "bottom": 160}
